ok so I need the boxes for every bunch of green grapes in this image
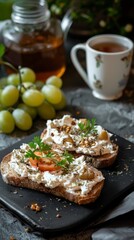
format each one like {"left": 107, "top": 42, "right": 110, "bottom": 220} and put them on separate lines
{"left": 0, "top": 68, "right": 67, "bottom": 134}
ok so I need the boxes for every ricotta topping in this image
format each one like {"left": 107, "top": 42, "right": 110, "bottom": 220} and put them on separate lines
{"left": 42, "top": 115, "right": 115, "bottom": 156}
{"left": 9, "top": 144, "right": 104, "bottom": 196}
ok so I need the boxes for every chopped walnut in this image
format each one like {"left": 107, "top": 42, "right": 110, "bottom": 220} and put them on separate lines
{"left": 30, "top": 203, "right": 42, "bottom": 212}
{"left": 63, "top": 137, "right": 74, "bottom": 144}
{"left": 9, "top": 236, "right": 16, "bottom": 240}
{"left": 71, "top": 120, "right": 76, "bottom": 125}
{"left": 79, "top": 139, "right": 95, "bottom": 148}
{"left": 58, "top": 125, "right": 71, "bottom": 133}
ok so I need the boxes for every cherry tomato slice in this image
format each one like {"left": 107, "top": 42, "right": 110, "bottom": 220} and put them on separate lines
{"left": 29, "top": 151, "right": 60, "bottom": 172}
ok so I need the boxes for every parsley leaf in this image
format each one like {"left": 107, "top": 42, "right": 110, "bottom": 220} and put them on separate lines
{"left": 56, "top": 151, "right": 73, "bottom": 170}
{"left": 25, "top": 136, "right": 73, "bottom": 171}
{"left": 25, "top": 149, "right": 40, "bottom": 159}
{"left": 62, "top": 151, "right": 73, "bottom": 164}
{"left": 25, "top": 136, "right": 52, "bottom": 161}
{"left": 46, "top": 152, "right": 54, "bottom": 158}
{"left": 78, "top": 118, "right": 97, "bottom": 136}
{"left": 28, "top": 136, "right": 51, "bottom": 151}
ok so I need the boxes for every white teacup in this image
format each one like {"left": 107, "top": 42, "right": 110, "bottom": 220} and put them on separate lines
{"left": 71, "top": 34, "right": 133, "bottom": 100}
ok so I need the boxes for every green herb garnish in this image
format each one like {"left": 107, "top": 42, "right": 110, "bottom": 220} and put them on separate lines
{"left": 28, "top": 136, "right": 51, "bottom": 151}
{"left": 56, "top": 151, "right": 73, "bottom": 170}
{"left": 25, "top": 136, "right": 73, "bottom": 171}
{"left": 25, "top": 136, "right": 51, "bottom": 159}
{"left": 25, "top": 149, "right": 40, "bottom": 159}
{"left": 78, "top": 118, "right": 97, "bottom": 136}
{"left": 46, "top": 152, "right": 54, "bottom": 158}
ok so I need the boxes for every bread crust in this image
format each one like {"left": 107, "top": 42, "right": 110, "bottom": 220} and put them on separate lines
{"left": 84, "top": 146, "right": 118, "bottom": 168}
{"left": 41, "top": 128, "right": 118, "bottom": 169}
{"left": 0, "top": 153, "right": 104, "bottom": 205}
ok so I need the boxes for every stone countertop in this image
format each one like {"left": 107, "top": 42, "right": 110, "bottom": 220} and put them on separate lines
{"left": 0, "top": 35, "right": 134, "bottom": 240}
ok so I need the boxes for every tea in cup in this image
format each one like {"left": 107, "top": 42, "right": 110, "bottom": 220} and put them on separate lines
{"left": 71, "top": 34, "right": 133, "bottom": 100}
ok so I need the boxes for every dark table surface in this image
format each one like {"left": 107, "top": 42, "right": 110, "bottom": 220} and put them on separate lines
{"left": 0, "top": 33, "right": 134, "bottom": 240}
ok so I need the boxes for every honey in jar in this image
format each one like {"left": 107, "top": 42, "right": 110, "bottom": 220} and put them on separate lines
{"left": 2, "top": 0, "right": 66, "bottom": 81}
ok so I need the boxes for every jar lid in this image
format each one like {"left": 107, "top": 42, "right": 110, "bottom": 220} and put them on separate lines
{"left": 11, "top": 0, "right": 50, "bottom": 24}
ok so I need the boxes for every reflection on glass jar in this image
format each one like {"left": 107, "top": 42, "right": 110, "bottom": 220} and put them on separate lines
{"left": 2, "top": 0, "right": 66, "bottom": 81}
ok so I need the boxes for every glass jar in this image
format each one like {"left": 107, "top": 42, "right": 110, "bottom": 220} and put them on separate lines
{"left": 2, "top": 0, "right": 66, "bottom": 81}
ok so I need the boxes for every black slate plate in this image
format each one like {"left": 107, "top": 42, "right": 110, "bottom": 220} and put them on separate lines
{"left": 0, "top": 129, "right": 134, "bottom": 237}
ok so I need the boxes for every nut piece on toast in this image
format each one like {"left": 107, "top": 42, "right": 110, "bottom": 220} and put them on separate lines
{"left": 0, "top": 136, "right": 104, "bottom": 205}
{"left": 41, "top": 115, "right": 118, "bottom": 168}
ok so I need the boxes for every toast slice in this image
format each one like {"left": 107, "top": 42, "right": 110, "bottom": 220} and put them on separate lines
{"left": 0, "top": 139, "right": 104, "bottom": 205}
{"left": 41, "top": 115, "right": 118, "bottom": 168}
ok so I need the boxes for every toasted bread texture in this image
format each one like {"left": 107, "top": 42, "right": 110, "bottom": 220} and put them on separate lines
{"left": 0, "top": 152, "right": 104, "bottom": 205}
{"left": 84, "top": 147, "right": 118, "bottom": 168}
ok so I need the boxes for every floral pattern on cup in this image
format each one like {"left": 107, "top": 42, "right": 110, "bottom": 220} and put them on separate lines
{"left": 95, "top": 55, "right": 103, "bottom": 68}
{"left": 93, "top": 74, "right": 103, "bottom": 88}
{"left": 118, "top": 74, "right": 129, "bottom": 88}
{"left": 121, "top": 53, "right": 132, "bottom": 68}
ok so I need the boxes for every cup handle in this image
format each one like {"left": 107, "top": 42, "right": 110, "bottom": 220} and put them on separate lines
{"left": 70, "top": 44, "right": 89, "bottom": 86}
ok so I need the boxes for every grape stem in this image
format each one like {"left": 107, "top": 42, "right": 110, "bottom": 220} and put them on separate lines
{"left": 0, "top": 59, "right": 26, "bottom": 94}
{"left": 0, "top": 59, "right": 18, "bottom": 72}
{"left": 18, "top": 65, "right": 26, "bottom": 94}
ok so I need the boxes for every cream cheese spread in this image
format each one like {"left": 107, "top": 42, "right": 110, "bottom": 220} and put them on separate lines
{"left": 42, "top": 115, "right": 115, "bottom": 156}
{"left": 9, "top": 144, "right": 104, "bottom": 196}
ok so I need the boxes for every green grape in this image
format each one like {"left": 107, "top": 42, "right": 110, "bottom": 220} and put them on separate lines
{"left": 17, "top": 103, "right": 37, "bottom": 119}
{"left": 17, "top": 84, "right": 25, "bottom": 94}
{"left": 20, "top": 67, "right": 36, "bottom": 83}
{"left": 53, "top": 91, "right": 67, "bottom": 110}
{"left": 0, "top": 77, "right": 8, "bottom": 88}
{"left": 22, "top": 82, "right": 36, "bottom": 89}
{"left": 0, "top": 110, "right": 15, "bottom": 133}
{"left": 12, "top": 108, "right": 33, "bottom": 131}
{"left": 18, "top": 82, "right": 36, "bottom": 94}
{"left": 1, "top": 85, "right": 19, "bottom": 107}
{"left": 37, "top": 100, "right": 56, "bottom": 120}
{"left": 7, "top": 73, "right": 20, "bottom": 86}
{"left": 41, "top": 85, "right": 62, "bottom": 104}
{"left": 46, "top": 76, "right": 63, "bottom": 88}
{"left": 0, "top": 104, "right": 4, "bottom": 111}
{"left": 0, "top": 89, "right": 2, "bottom": 103}
{"left": 35, "top": 80, "right": 44, "bottom": 90}
{"left": 22, "top": 89, "right": 45, "bottom": 107}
